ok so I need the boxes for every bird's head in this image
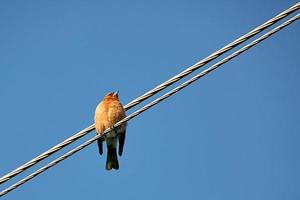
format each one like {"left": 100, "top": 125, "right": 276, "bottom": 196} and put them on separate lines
{"left": 104, "top": 91, "right": 119, "bottom": 100}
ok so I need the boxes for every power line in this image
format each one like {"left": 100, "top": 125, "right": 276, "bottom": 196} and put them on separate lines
{"left": 124, "top": 2, "right": 300, "bottom": 110}
{"left": 1, "top": 12, "right": 299, "bottom": 197}
{"left": 0, "top": 2, "right": 299, "bottom": 186}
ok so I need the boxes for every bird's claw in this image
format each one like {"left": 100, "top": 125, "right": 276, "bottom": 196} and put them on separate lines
{"left": 110, "top": 125, "right": 118, "bottom": 135}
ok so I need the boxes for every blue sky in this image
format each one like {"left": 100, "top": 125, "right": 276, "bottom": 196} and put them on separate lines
{"left": 0, "top": 1, "right": 299, "bottom": 200}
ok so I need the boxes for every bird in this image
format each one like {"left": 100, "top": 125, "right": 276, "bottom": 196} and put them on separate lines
{"left": 94, "top": 91, "right": 127, "bottom": 170}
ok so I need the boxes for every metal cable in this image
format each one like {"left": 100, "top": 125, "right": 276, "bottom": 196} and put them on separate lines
{"left": 0, "top": 2, "right": 299, "bottom": 186}
{"left": 1, "top": 13, "right": 299, "bottom": 197}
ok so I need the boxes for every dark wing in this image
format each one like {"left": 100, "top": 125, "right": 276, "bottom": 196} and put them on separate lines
{"left": 97, "top": 138, "right": 104, "bottom": 155}
{"left": 118, "top": 130, "right": 126, "bottom": 156}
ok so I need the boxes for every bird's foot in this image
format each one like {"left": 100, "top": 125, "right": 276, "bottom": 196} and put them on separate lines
{"left": 110, "top": 125, "right": 118, "bottom": 135}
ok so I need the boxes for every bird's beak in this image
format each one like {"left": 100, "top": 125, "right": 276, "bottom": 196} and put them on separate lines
{"left": 113, "top": 91, "right": 119, "bottom": 96}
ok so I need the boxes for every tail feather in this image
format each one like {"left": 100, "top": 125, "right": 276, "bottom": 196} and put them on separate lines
{"left": 106, "top": 146, "right": 119, "bottom": 170}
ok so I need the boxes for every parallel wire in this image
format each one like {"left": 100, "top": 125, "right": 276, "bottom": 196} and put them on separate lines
{"left": 125, "top": 2, "right": 300, "bottom": 110}
{"left": 0, "top": 3, "right": 299, "bottom": 185}
{"left": 1, "top": 13, "right": 299, "bottom": 197}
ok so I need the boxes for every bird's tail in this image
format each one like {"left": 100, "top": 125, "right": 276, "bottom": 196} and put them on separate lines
{"left": 106, "top": 146, "right": 119, "bottom": 170}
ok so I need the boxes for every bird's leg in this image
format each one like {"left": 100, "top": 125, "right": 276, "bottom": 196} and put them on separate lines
{"left": 110, "top": 124, "right": 118, "bottom": 136}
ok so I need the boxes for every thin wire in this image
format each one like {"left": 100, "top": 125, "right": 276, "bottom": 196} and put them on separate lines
{"left": 1, "top": 13, "right": 299, "bottom": 197}
{"left": 0, "top": 3, "right": 299, "bottom": 185}
{"left": 123, "top": 2, "right": 300, "bottom": 110}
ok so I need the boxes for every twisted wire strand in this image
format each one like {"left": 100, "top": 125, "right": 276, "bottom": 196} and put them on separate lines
{"left": 123, "top": 2, "right": 300, "bottom": 110}
{"left": 0, "top": 2, "right": 299, "bottom": 186}
{"left": 1, "top": 13, "right": 299, "bottom": 197}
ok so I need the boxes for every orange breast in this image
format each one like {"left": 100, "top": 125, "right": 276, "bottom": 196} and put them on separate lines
{"left": 94, "top": 98, "right": 126, "bottom": 134}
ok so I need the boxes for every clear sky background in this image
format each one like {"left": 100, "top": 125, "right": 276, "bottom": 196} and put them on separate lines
{"left": 0, "top": 1, "right": 299, "bottom": 200}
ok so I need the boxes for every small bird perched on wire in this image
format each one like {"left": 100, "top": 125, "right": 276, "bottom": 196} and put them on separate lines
{"left": 94, "top": 91, "right": 127, "bottom": 170}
